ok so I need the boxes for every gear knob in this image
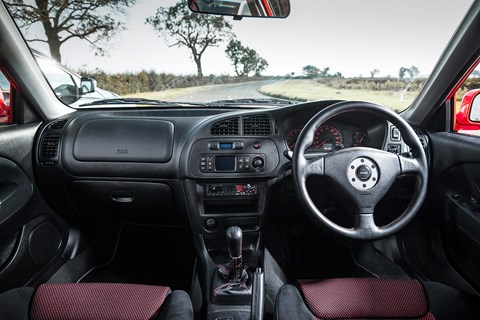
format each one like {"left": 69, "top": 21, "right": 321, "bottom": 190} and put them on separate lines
{"left": 226, "top": 226, "right": 242, "bottom": 258}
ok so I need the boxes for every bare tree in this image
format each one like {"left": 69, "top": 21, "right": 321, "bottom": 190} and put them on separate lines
{"left": 370, "top": 69, "right": 379, "bottom": 78}
{"left": 5, "top": 0, "right": 136, "bottom": 62}
{"left": 146, "top": 0, "right": 232, "bottom": 78}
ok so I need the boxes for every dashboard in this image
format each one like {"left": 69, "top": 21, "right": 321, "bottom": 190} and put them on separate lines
{"left": 32, "top": 100, "right": 423, "bottom": 234}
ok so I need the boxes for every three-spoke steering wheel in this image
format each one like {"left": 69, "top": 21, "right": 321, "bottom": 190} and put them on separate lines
{"left": 292, "top": 101, "right": 428, "bottom": 240}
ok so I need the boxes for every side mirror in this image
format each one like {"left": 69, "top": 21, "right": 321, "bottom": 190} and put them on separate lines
{"left": 80, "top": 77, "right": 97, "bottom": 95}
{"left": 189, "top": 0, "right": 290, "bottom": 18}
{"left": 455, "top": 89, "right": 480, "bottom": 130}
{"left": 0, "top": 90, "right": 12, "bottom": 124}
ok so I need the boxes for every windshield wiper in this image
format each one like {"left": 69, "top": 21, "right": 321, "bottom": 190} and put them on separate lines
{"left": 79, "top": 97, "right": 179, "bottom": 107}
{"left": 206, "top": 98, "right": 296, "bottom": 106}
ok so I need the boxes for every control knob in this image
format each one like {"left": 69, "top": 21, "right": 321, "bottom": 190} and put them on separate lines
{"left": 252, "top": 157, "right": 264, "bottom": 169}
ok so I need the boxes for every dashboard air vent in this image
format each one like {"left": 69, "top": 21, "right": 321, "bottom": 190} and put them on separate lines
{"left": 243, "top": 115, "right": 272, "bottom": 135}
{"left": 49, "top": 118, "right": 69, "bottom": 130}
{"left": 41, "top": 133, "right": 60, "bottom": 159}
{"left": 210, "top": 118, "right": 239, "bottom": 135}
{"left": 413, "top": 128, "right": 428, "bottom": 149}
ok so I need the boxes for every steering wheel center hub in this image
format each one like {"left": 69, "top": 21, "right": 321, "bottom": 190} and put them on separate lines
{"left": 347, "top": 157, "right": 378, "bottom": 190}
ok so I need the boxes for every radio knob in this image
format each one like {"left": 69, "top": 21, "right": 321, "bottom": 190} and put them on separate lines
{"left": 252, "top": 157, "right": 264, "bottom": 169}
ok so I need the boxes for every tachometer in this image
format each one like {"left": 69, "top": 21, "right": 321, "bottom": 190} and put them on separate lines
{"left": 286, "top": 128, "right": 301, "bottom": 150}
{"left": 313, "top": 125, "right": 343, "bottom": 151}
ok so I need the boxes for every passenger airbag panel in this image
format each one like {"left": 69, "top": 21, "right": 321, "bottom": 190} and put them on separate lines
{"left": 73, "top": 119, "right": 174, "bottom": 162}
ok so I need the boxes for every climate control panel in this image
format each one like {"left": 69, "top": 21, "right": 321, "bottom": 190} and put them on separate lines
{"left": 190, "top": 138, "right": 279, "bottom": 177}
{"left": 199, "top": 154, "right": 265, "bottom": 173}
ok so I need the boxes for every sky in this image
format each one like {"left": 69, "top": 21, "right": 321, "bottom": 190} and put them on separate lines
{"left": 17, "top": 0, "right": 474, "bottom": 78}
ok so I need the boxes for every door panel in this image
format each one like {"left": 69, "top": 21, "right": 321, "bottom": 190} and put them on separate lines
{"left": 428, "top": 132, "right": 480, "bottom": 292}
{"left": 0, "top": 124, "right": 68, "bottom": 293}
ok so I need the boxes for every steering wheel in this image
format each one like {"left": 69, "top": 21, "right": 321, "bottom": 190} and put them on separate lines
{"left": 292, "top": 101, "right": 428, "bottom": 240}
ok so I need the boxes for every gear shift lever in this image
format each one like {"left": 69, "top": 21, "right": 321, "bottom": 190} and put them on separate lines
{"left": 226, "top": 226, "right": 243, "bottom": 280}
{"left": 212, "top": 226, "right": 251, "bottom": 305}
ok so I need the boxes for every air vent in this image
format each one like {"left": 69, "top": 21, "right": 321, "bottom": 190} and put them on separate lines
{"left": 243, "top": 115, "right": 271, "bottom": 135}
{"left": 210, "top": 118, "right": 239, "bottom": 135}
{"left": 49, "top": 119, "right": 69, "bottom": 130}
{"left": 413, "top": 128, "right": 428, "bottom": 149}
{"left": 41, "top": 133, "right": 60, "bottom": 159}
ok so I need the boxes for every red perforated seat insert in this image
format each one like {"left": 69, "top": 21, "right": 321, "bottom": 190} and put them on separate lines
{"left": 30, "top": 283, "right": 171, "bottom": 320}
{"left": 297, "top": 278, "right": 434, "bottom": 319}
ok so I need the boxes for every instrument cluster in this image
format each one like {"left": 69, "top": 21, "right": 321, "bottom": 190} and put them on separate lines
{"left": 285, "top": 122, "right": 368, "bottom": 152}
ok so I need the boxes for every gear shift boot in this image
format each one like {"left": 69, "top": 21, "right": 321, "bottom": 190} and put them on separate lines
{"left": 212, "top": 226, "right": 252, "bottom": 305}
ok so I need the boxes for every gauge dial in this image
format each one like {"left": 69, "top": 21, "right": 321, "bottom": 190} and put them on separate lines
{"left": 286, "top": 128, "right": 301, "bottom": 150}
{"left": 353, "top": 130, "right": 366, "bottom": 147}
{"left": 313, "top": 125, "right": 343, "bottom": 151}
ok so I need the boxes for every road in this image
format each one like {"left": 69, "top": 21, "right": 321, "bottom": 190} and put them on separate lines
{"left": 173, "top": 80, "right": 272, "bottom": 102}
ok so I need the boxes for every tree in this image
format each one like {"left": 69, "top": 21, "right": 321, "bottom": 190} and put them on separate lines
{"left": 399, "top": 67, "right": 408, "bottom": 79}
{"left": 319, "top": 67, "right": 330, "bottom": 77}
{"left": 6, "top": 0, "right": 136, "bottom": 62}
{"left": 472, "top": 70, "right": 480, "bottom": 78}
{"left": 333, "top": 72, "right": 343, "bottom": 78}
{"left": 303, "top": 65, "right": 319, "bottom": 78}
{"left": 370, "top": 69, "right": 379, "bottom": 78}
{"left": 407, "top": 66, "right": 420, "bottom": 79}
{"left": 225, "top": 39, "right": 268, "bottom": 77}
{"left": 147, "top": 0, "right": 232, "bottom": 78}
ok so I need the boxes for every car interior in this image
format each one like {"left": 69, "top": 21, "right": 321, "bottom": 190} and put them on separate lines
{"left": 1, "top": 0, "right": 480, "bottom": 319}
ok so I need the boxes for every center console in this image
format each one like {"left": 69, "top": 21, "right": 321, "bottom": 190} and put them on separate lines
{"left": 184, "top": 138, "right": 279, "bottom": 319}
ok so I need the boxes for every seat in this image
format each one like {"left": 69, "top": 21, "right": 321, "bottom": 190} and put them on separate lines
{"left": 0, "top": 283, "right": 193, "bottom": 320}
{"left": 275, "top": 278, "right": 479, "bottom": 320}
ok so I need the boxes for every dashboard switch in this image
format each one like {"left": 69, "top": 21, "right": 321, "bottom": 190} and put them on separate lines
{"left": 253, "top": 142, "right": 262, "bottom": 149}
{"left": 391, "top": 127, "right": 401, "bottom": 141}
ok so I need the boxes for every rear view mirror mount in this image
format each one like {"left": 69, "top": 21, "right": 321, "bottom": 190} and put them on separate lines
{"left": 188, "top": 0, "right": 290, "bottom": 19}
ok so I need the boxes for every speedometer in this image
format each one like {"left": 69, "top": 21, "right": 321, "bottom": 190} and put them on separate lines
{"left": 313, "top": 125, "right": 343, "bottom": 151}
{"left": 286, "top": 128, "right": 301, "bottom": 150}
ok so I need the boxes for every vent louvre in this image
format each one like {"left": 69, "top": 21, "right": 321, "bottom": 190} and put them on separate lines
{"left": 211, "top": 118, "right": 239, "bottom": 135}
{"left": 41, "top": 133, "right": 60, "bottom": 159}
{"left": 49, "top": 119, "right": 69, "bottom": 130}
{"left": 243, "top": 115, "right": 271, "bottom": 135}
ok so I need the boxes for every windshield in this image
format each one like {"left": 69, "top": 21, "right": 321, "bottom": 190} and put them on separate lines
{"left": 4, "top": 0, "right": 474, "bottom": 111}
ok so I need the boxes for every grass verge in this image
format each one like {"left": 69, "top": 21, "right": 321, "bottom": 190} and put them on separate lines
{"left": 259, "top": 79, "right": 418, "bottom": 112}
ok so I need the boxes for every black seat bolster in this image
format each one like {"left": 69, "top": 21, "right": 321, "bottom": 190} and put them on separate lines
{"left": 274, "top": 284, "right": 313, "bottom": 320}
{"left": 156, "top": 290, "right": 194, "bottom": 320}
{"left": 0, "top": 287, "right": 35, "bottom": 320}
{"left": 423, "top": 282, "right": 479, "bottom": 320}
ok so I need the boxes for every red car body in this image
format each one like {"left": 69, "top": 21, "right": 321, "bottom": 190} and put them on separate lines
{"left": 455, "top": 89, "right": 480, "bottom": 131}
{"left": 0, "top": 89, "right": 12, "bottom": 124}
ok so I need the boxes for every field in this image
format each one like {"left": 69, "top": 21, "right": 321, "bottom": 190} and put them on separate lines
{"left": 258, "top": 79, "right": 420, "bottom": 112}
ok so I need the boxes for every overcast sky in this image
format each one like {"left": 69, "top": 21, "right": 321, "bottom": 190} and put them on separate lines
{"left": 22, "top": 0, "right": 474, "bottom": 78}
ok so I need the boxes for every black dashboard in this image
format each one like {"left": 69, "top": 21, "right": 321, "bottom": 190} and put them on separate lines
{"left": 34, "top": 100, "right": 418, "bottom": 233}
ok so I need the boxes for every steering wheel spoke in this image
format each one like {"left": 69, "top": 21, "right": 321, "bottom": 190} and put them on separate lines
{"left": 304, "top": 152, "right": 325, "bottom": 177}
{"left": 399, "top": 155, "right": 421, "bottom": 174}
{"left": 353, "top": 213, "right": 378, "bottom": 230}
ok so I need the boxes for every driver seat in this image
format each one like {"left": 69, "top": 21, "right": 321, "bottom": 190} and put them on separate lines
{"left": 275, "top": 278, "right": 479, "bottom": 320}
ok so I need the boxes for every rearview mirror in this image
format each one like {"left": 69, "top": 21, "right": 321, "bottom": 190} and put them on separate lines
{"left": 80, "top": 77, "right": 97, "bottom": 95}
{"left": 188, "top": 0, "right": 290, "bottom": 18}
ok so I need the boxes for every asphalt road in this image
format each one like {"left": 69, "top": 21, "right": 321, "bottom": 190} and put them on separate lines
{"left": 173, "top": 80, "right": 271, "bottom": 102}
